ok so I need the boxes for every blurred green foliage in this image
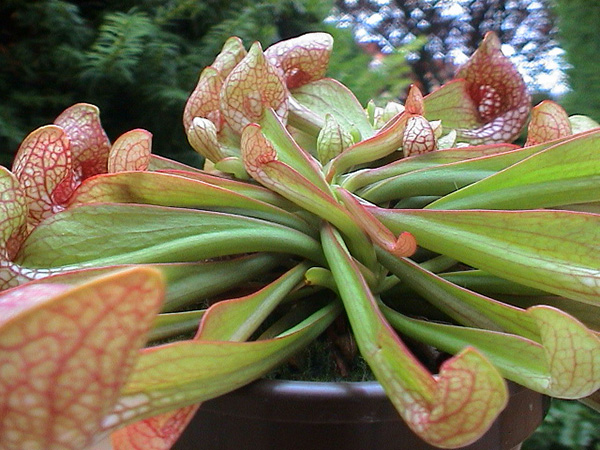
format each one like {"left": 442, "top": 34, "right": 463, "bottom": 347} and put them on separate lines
{"left": 0, "top": 0, "right": 334, "bottom": 167}
{"left": 524, "top": 400, "right": 600, "bottom": 450}
{"left": 553, "top": 0, "right": 600, "bottom": 122}
{"left": 0, "top": 0, "right": 415, "bottom": 168}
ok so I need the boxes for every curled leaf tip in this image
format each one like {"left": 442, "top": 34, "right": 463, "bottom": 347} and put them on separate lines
{"left": 221, "top": 42, "right": 288, "bottom": 134}
{"left": 240, "top": 124, "right": 278, "bottom": 178}
{"left": 525, "top": 100, "right": 572, "bottom": 146}
{"left": 183, "top": 67, "right": 223, "bottom": 132}
{"left": 529, "top": 305, "right": 600, "bottom": 398}
{"left": 54, "top": 103, "right": 111, "bottom": 180}
{"left": 108, "top": 129, "right": 152, "bottom": 173}
{"left": 265, "top": 32, "right": 333, "bottom": 89}
{"left": 394, "top": 232, "right": 418, "bottom": 257}
{"left": 418, "top": 347, "right": 508, "bottom": 448}
{"left": 12, "top": 125, "right": 73, "bottom": 226}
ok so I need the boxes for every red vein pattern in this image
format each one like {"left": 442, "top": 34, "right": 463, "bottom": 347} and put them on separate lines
{"left": 182, "top": 67, "right": 223, "bottom": 132}
{"left": 0, "top": 268, "right": 164, "bottom": 450}
{"left": 111, "top": 406, "right": 198, "bottom": 450}
{"left": 0, "top": 167, "right": 27, "bottom": 261}
{"left": 454, "top": 32, "right": 531, "bottom": 144}
{"left": 220, "top": 42, "right": 288, "bottom": 135}
{"left": 12, "top": 125, "right": 73, "bottom": 227}
{"left": 54, "top": 103, "right": 111, "bottom": 180}
{"left": 403, "top": 116, "right": 437, "bottom": 157}
{"left": 265, "top": 32, "right": 333, "bottom": 89}
{"left": 108, "top": 129, "right": 152, "bottom": 173}
{"left": 525, "top": 100, "right": 572, "bottom": 146}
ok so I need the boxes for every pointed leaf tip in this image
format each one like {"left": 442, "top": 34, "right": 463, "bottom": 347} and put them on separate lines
{"left": 424, "top": 32, "right": 531, "bottom": 144}
{"left": 405, "top": 85, "right": 425, "bottom": 116}
{"left": 211, "top": 36, "right": 247, "bottom": 79}
{"left": 220, "top": 42, "right": 288, "bottom": 134}
{"left": 456, "top": 32, "right": 531, "bottom": 143}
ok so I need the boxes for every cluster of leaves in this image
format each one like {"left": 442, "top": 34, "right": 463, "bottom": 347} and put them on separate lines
{"left": 0, "top": 0, "right": 334, "bottom": 167}
{"left": 0, "top": 31, "right": 599, "bottom": 450}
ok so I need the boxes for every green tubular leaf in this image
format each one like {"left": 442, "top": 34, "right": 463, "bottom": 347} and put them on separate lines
{"left": 340, "top": 143, "right": 517, "bottom": 193}
{"left": 440, "top": 270, "right": 548, "bottom": 296}
{"left": 158, "top": 254, "right": 282, "bottom": 312}
{"left": 259, "top": 108, "right": 331, "bottom": 193}
{"left": 357, "top": 137, "right": 571, "bottom": 204}
{"left": 197, "top": 262, "right": 310, "bottom": 342}
{"left": 149, "top": 310, "right": 205, "bottom": 342}
{"left": 241, "top": 125, "right": 378, "bottom": 270}
{"left": 156, "top": 169, "right": 295, "bottom": 210}
{"left": 376, "top": 249, "right": 539, "bottom": 340}
{"left": 148, "top": 155, "right": 206, "bottom": 173}
{"left": 382, "top": 304, "right": 600, "bottom": 398}
{"left": 373, "top": 208, "right": 600, "bottom": 306}
{"left": 68, "top": 171, "right": 315, "bottom": 236}
{"left": 102, "top": 301, "right": 341, "bottom": 430}
{"left": 321, "top": 224, "right": 508, "bottom": 449}
{"left": 291, "top": 78, "right": 374, "bottom": 139}
{"left": 326, "top": 111, "right": 408, "bottom": 180}
{"left": 429, "top": 130, "right": 600, "bottom": 210}
{"left": 16, "top": 204, "right": 325, "bottom": 268}
{"left": 8, "top": 254, "right": 282, "bottom": 313}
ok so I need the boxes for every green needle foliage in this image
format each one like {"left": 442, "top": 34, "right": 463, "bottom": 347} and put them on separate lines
{"left": 0, "top": 0, "right": 335, "bottom": 167}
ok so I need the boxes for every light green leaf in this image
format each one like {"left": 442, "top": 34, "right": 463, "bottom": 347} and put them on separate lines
{"left": 68, "top": 170, "right": 315, "bottom": 236}
{"left": 340, "top": 143, "right": 517, "bottom": 193}
{"left": 376, "top": 249, "right": 539, "bottom": 339}
{"left": 16, "top": 204, "right": 324, "bottom": 268}
{"left": 358, "top": 137, "right": 569, "bottom": 204}
{"left": 383, "top": 304, "right": 600, "bottom": 398}
{"left": 103, "top": 301, "right": 340, "bottom": 430}
{"left": 291, "top": 78, "right": 374, "bottom": 139}
{"left": 569, "top": 115, "right": 600, "bottom": 134}
{"left": 429, "top": 130, "right": 600, "bottom": 209}
{"left": 374, "top": 208, "right": 600, "bottom": 306}
{"left": 321, "top": 224, "right": 508, "bottom": 449}
{"left": 197, "top": 262, "right": 309, "bottom": 341}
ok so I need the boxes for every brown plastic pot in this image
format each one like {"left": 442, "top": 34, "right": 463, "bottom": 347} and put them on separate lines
{"left": 172, "top": 379, "right": 549, "bottom": 450}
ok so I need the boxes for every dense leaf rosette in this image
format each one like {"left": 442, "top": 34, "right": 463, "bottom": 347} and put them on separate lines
{"left": 1, "top": 31, "right": 599, "bottom": 450}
